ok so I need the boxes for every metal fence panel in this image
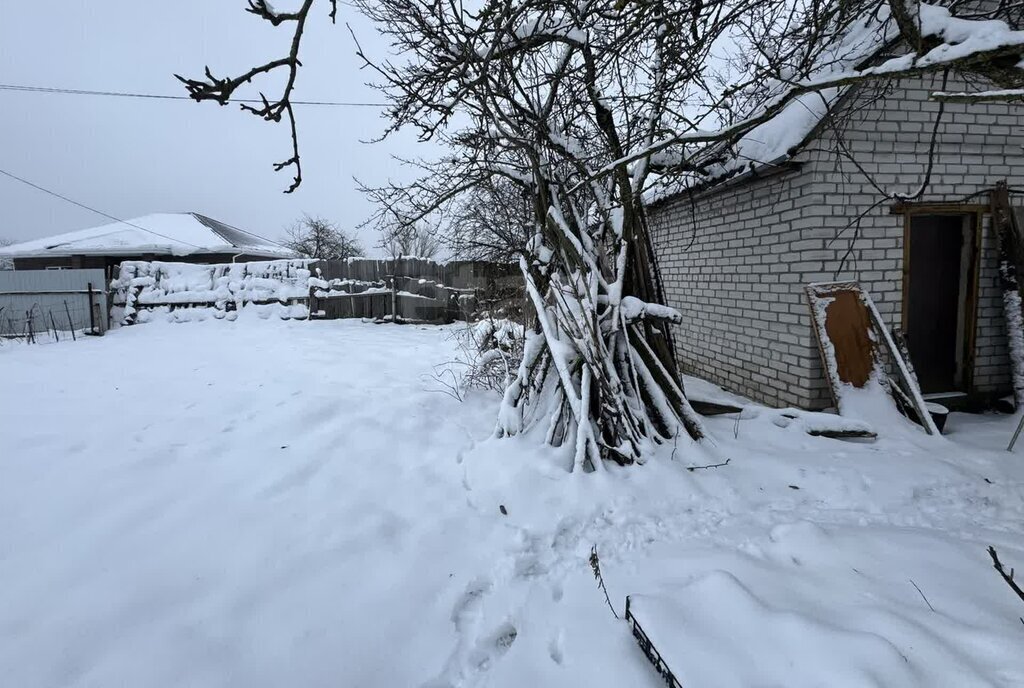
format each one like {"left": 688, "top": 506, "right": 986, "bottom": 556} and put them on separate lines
{"left": 0, "top": 269, "right": 107, "bottom": 336}
{"left": 0, "top": 269, "right": 106, "bottom": 294}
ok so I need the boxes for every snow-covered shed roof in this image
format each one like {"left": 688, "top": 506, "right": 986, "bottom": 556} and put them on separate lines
{"left": 649, "top": 3, "right": 989, "bottom": 202}
{"left": 0, "top": 213, "right": 294, "bottom": 259}
{"left": 648, "top": 3, "right": 1024, "bottom": 205}
{"left": 687, "top": 10, "right": 897, "bottom": 184}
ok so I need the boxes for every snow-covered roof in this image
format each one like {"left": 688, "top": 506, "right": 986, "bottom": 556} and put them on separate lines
{"left": 649, "top": 7, "right": 898, "bottom": 203}
{"left": 0, "top": 213, "right": 294, "bottom": 259}
{"left": 652, "top": 3, "right": 1024, "bottom": 203}
{"left": 705, "top": 12, "right": 896, "bottom": 178}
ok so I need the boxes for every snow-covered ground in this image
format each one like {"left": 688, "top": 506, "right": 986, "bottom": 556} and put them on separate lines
{"left": 2, "top": 318, "right": 1023, "bottom": 687}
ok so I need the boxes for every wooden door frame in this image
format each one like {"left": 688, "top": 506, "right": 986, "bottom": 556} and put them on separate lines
{"left": 895, "top": 204, "right": 985, "bottom": 393}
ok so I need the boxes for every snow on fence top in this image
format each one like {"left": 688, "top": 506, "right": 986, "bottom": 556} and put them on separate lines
{"left": 312, "top": 257, "right": 518, "bottom": 291}
{"left": 111, "top": 259, "right": 314, "bottom": 323}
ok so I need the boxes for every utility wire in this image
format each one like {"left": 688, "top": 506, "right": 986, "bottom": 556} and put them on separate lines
{"left": 0, "top": 83, "right": 387, "bottom": 107}
{"left": 0, "top": 167, "right": 205, "bottom": 250}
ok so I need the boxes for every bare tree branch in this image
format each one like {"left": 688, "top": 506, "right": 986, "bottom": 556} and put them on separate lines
{"left": 176, "top": 0, "right": 324, "bottom": 192}
{"left": 932, "top": 87, "right": 1024, "bottom": 102}
{"left": 0, "top": 237, "right": 14, "bottom": 271}
{"left": 988, "top": 546, "right": 1024, "bottom": 607}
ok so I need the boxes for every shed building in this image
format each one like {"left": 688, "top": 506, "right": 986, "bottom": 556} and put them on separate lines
{"left": 648, "top": 69, "right": 1024, "bottom": 410}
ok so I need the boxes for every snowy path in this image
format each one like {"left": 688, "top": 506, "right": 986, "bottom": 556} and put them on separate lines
{"left": 2, "top": 319, "right": 1024, "bottom": 687}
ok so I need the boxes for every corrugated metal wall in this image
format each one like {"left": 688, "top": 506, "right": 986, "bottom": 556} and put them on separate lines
{"left": 0, "top": 269, "right": 108, "bottom": 337}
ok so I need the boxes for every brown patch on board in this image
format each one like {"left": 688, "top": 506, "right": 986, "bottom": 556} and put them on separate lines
{"left": 823, "top": 290, "right": 876, "bottom": 388}
{"left": 805, "top": 281, "right": 939, "bottom": 436}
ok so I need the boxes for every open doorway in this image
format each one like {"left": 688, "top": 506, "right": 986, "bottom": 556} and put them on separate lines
{"left": 903, "top": 213, "right": 979, "bottom": 396}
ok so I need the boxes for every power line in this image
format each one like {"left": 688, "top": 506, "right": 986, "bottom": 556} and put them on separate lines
{"left": 0, "top": 83, "right": 387, "bottom": 107}
{"left": 0, "top": 167, "right": 205, "bottom": 250}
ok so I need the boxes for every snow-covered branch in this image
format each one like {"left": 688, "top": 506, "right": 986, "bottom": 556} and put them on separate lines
{"left": 931, "top": 87, "right": 1024, "bottom": 101}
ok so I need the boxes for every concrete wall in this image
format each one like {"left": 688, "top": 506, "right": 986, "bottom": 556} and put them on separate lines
{"left": 649, "top": 71, "right": 1024, "bottom": 409}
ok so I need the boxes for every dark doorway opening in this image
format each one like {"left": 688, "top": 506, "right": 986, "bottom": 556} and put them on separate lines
{"left": 904, "top": 214, "right": 977, "bottom": 395}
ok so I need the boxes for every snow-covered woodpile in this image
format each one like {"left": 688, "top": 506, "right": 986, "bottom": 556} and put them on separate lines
{"left": 109, "top": 258, "right": 521, "bottom": 325}
{"left": 111, "top": 260, "right": 313, "bottom": 323}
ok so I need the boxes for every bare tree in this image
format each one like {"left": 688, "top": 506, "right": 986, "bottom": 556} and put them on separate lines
{"left": 444, "top": 179, "right": 533, "bottom": 263}
{"left": 180, "top": 0, "right": 1024, "bottom": 469}
{"left": 388, "top": 222, "right": 442, "bottom": 260}
{"left": 284, "top": 215, "right": 363, "bottom": 260}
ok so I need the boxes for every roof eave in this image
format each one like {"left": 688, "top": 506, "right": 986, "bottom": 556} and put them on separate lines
{"left": 648, "top": 157, "right": 805, "bottom": 210}
{"left": 2, "top": 246, "right": 294, "bottom": 259}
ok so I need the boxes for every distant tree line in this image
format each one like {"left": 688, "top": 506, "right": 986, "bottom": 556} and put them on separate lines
{"left": 284, "top": 214, "right": 447, "bottom": 261}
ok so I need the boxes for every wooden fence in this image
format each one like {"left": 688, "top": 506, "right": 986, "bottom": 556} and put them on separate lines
{"left": 309, "top": 258, "right": 519, "bottom": 323}
{"left": 101, "top": 257, "right": 520, "bottom": 325}
{"left": 311, "top": 258, "right": 518, "bottom": 288}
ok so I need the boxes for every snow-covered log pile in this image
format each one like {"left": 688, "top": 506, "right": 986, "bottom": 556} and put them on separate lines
{"left": 111, "top": 260, "right": 314, "bottom": 324}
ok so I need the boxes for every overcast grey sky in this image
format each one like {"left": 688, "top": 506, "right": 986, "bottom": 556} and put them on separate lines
{"left": 0, "top": 1, "right": 423, "bottom": 251}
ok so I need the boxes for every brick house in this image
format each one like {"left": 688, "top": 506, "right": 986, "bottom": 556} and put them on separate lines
{"left": 648, "top": 70, "right": 1024, "bottom": 410}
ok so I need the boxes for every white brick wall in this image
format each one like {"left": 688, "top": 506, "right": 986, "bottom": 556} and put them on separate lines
{"left": 649, "top": 72, "right": 1024, "bottom": 409}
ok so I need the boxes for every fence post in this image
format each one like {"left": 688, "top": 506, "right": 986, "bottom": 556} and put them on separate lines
{"left": 64, "top": 300, "right": 77, "bottom": 341}
{"left": 87, "top": 283, "right": 96, "bottom": 334}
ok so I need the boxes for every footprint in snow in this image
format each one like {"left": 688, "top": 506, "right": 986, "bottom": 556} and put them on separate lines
{"left": 451, "top": 578, "right": 491, "bottom": 631}
{"left": 467, "top": 622, "right": 518, "bottom": 672}
{"left": 548, "top": 630, "right": 565, "bottom": 665}
{"left": 425, "top": 581, "right": 519, "bottom": 687}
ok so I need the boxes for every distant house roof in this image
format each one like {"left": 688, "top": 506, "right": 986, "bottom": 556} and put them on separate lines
{"left": 0, "top": 212, "right": 294, "bottom": 259}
